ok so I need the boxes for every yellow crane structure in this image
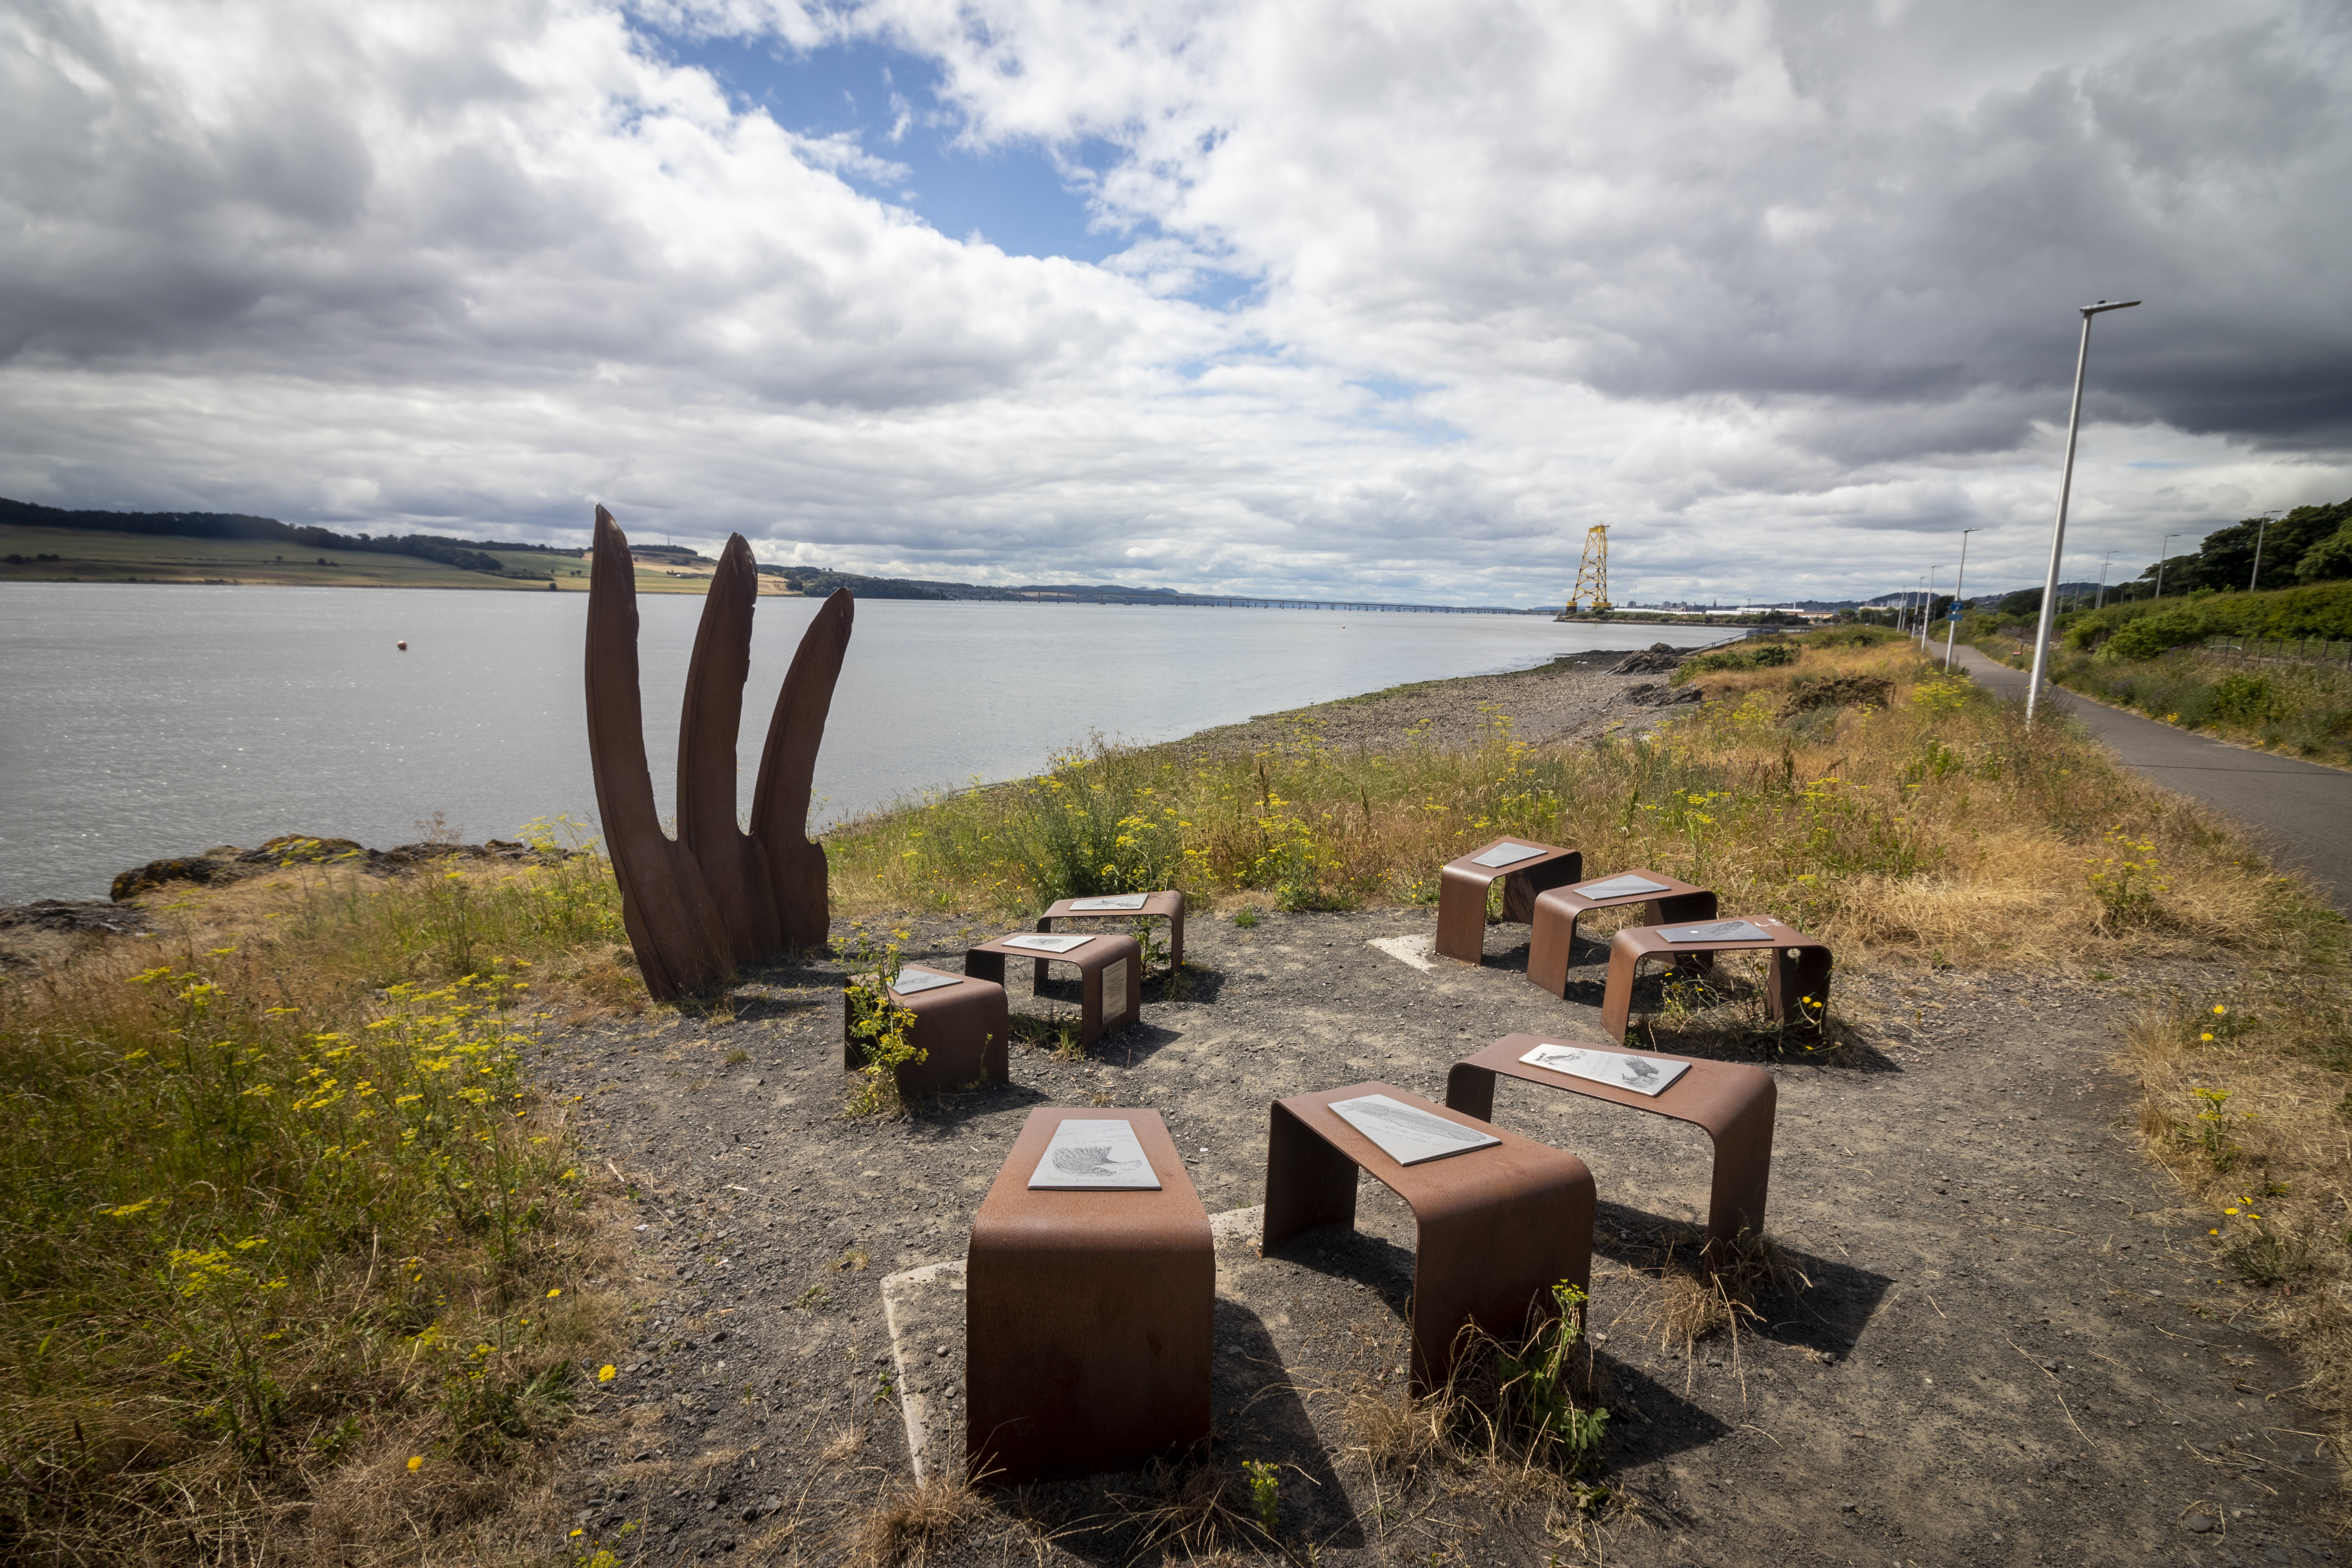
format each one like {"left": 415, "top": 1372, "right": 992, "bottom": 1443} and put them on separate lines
{"left": 1564, "top": 524, "right": 1611, "bottom": 614}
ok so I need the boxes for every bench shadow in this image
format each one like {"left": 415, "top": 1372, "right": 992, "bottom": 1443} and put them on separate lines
{"left": 1265, "top": 1222, "right": 1733, "bottom": 1472}
{"left": 1589, "top": 1199, "right": 1893, "bottom": 1360}
{"left": 984, "top": 1298, "right": 1361, "bottom": 1563}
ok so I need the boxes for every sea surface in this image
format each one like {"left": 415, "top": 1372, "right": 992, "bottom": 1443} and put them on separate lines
{"left": 0, "top": 584, "right": 1696, "bottom": 903}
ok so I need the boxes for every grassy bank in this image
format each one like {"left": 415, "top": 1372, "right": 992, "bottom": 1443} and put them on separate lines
{"left": 831, "top": 627, "right": 2313, "bottom": 970}
{"left": 0, "top": 831, "right": 642, "bottom": 1565}
{"left": 2036, "top": 645, "right": 2352, "bottom": 768}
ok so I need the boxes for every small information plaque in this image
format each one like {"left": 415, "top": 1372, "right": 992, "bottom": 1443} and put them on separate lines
{"left": 1470, "top": 841, "right": 1546, "bottom": 869}
{"left": 1662, "top": 920, "right": 1771, "bottom": 944}
{"left": 1519, "top": 1040, "right": 1689, "bottom": 1098}
{"left": 1328, "top": 1094, "right": 1501, "bottom": 1166}
{"left": 1028, "top": 1118, "right": 1162, "bottom": 1190}
{"left": 1574, "top": 873, "right": 1671, "bottom": 900}
{"left": 1101, "top": 958, "right": 1128, "bottom": 1008}
{"left": 888, "top": 967, "right": 959, "bottom": 996}
{"left": 1069, "top": 893, "right": 1151, "bottom": 911}
{"left": 1002, "top": 931, "right": 1096, "bottom": 954}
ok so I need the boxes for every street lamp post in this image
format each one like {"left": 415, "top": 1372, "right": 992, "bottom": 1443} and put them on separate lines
{"left": 2026, "top": 298, "right": 2141, "bottom": 726}
{"left": 2155, "top": 532, "right": 2176, "bottom": 601}
{"left": 1944, "top": 529, "right": 1980, "bottom": 670}
{"left": 1919, "top": 565, "right": 1943, "bottom": 653}
{"left": 2249, "top": 509, "right": 2282, "bottom": 593}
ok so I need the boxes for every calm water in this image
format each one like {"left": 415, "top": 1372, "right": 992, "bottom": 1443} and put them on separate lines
{"left": 0, "top": 584, "right": 1684, "bottom": 902}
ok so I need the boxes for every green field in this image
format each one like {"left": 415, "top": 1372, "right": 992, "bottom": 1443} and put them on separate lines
{"left": 0, "top": 524, "right": 751, "bottom": 595}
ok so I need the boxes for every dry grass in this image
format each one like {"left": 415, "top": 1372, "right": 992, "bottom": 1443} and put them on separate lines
{"left": 844, "top": 1469, "right": 983, "bottom": 1567}
{"left": 1338, "top": 1304, "right": 1613, "bottom": 1551}
{"left": 2124, "top": 975, "right": 2352, "bottom": 1486}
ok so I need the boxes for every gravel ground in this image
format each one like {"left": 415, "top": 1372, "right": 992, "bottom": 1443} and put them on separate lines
{"left": 1166, "top": 645, "right": 1710, "bottom": 758}
{"left": 533, "top": 901, "right": 2342, "bottom": 1566}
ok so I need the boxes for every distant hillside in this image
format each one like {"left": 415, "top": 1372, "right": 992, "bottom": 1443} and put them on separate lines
{"left": 0, "top": 497, "right": 575, "bottom": 576}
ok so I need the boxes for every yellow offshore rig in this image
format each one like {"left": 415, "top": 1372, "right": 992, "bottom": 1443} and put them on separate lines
{"left": 1563, "top": 524, "right": 1610, "bottom": 614}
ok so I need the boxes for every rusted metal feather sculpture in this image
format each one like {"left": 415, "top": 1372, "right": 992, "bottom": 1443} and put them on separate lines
{"left": 584, "top": 505, "right": 853, "bottom": 999}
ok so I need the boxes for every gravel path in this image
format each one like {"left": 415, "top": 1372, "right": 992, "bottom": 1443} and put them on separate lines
{"left": 533, "top": 900, "right": 2339, "bottom": 1566}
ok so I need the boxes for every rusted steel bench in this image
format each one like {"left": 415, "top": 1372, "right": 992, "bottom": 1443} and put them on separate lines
{"left": 1524, "top": 869, "right": 1718, "bottom": 997}
{"left": 967, "top": 1108, "right": 1212, "bottom": 1483}
{"left": 964, "top": 931, "right": 1143, "bottom": 1051}
{"left": 1600, "top": 917, "right": 1832, "bottom": 1044}
{"left": 1036, "top": 890, "right": 1186, "bottom": 973}
{"left": 1434, "top": 837, "right": 1586, "bottom": 966}
{"left": 841, "top": 967, "right": 1008, "bottom": 1098}
{"left": 1446, "top": 1033, "right": 1775, "bottom": 1262}
{"left": 1261, "top": 1081, "right": 1593, "bottom": 1392}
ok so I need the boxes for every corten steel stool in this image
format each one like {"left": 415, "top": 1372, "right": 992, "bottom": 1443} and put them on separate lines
{"left": 966, "top": 1108, "right": 1212, "bottom": 1483}
{"left": 1434, "top": 838, "right": 1585, "bottom": 966}
{"left": 1036, "top": 890, "right": 1186, "bottom": 973}
{"left": 1524, "top": 869, "right": 1719, "bottom": 998}
{"left": 964, "top": 932, "right": 1143, "bottom": 1051}
{"left": 1599, "top": 917, "right": 1833, "bottom": 1045}
{"left": 841, "top": 969, "right": 1009, "bottom": 1099}
{"left": 1446, "top": 1033, "right": 1775, "bottom": 1264}
{"left": 1261, "top": 1082, "right": 1593, "bottom": 1392}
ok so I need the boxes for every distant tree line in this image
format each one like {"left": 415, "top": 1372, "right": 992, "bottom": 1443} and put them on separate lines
{"left": 0, "top": 497, "right": 575, "bottom": 575}
{"left": 2127, "top": 497, "right": 2352, "bottom": 600}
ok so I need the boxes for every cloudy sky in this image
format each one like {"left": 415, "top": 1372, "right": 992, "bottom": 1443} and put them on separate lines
{"left": 4, "top": 0, "right": 2348, "bottom": 604}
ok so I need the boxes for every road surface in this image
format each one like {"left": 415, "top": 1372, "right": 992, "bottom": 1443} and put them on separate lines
{"left": 1950, "top": 643, "right": 2352, "bottom": 913}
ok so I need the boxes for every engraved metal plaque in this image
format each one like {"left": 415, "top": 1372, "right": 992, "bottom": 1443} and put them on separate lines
{"left": 1519, "top": 1040, "right": 1689, "bottom": 1098}
{"left": 1002, "top": 931, "right": 1096, "bottom": 954}
{"left": 1662, "top": 920, "right": 1771, "bottom": 943}
{"left": 1470, "top": 841, "right": 1546, "bottom": 869}
{"left": 1101, "top": 958, "right": 1129, "bottom": 1008}
{"left": 1573, "top": 873, "right": 1671, "bottom": 900}
{"left": 1028, "top": 1117, "right": 1162, "bottom": 1190}
{"left": 889, "top": 967, "right": 959, "bottom": 996}
{"left": 1069, "top": 893, "right": 1151, "bottom": 911}
{"left": 1328, "top": 1093, "right": 1500, "bottom": 1166}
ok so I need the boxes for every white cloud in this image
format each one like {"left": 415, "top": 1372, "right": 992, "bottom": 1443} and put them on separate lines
{"left": 2, "top": 0, "right": 2347, "bottom": 604}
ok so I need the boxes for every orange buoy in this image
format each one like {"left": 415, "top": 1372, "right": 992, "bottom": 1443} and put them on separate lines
{"left": 396, "top": 640, "right": 408, "bottom": 651}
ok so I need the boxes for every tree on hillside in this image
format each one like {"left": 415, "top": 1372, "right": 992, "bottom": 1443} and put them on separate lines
{"left": 2298, "top": 517, "right": 2352, "bottom": 583}
{"left": 2128, "top": 497, "right": 2352, "bottom": 596}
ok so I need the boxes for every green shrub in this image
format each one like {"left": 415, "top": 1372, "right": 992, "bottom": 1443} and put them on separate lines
{"left": 1672, "top": 641, "right": 1798, "bottom": 684}
{"left": 2065, "top": 581, "right": 2352, "bottom": 653}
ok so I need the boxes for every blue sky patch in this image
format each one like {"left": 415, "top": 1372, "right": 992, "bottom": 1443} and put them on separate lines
{"left": 639, "top": 25, "right": 1132, "bottom": 265}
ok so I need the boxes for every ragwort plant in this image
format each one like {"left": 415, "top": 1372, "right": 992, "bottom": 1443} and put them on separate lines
{"left": 0, "top": 875, "right": 603, "bottom": 1564}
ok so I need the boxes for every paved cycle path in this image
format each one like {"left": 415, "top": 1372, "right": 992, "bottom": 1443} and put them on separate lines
{"left": 1950, "top": 643, "right": 2352, "bottom": 913}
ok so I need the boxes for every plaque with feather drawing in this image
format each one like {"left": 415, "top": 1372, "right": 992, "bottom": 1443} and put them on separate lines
{"left": 1519, "top": 1041, "right": 1689, "bottom": 1098}
{"left": 1028, "top": 1118, "right": 1162, "bottom": 1190}
{"left": 1327, "top": 1094, "right": 1500, "bottom": 1166}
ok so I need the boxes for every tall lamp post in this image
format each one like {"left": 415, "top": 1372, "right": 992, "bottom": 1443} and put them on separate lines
{"left": 2249, "top": 509, "right": 2282, "bottom": 592}
{"left": 2026, "top": 298, "right": 2141, "bottom": 726}
{"left": 1918, "top": 565, "right": 1942, "bottom": 653}
{"left": 1943, "top": 529, "right": 1980, "bottom": 670}
{"left": 2155, "top": 532, "right": 2176, "bottom": 601}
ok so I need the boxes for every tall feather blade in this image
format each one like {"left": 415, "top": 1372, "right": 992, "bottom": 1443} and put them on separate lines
{"left": 584, "top": 506, "right": 733, "bottom": 998}
{"left": 676, "top": 534, "right": 779, "bottom": 958}
{"left": 748, "top": 587, "right": 853, "bottom": 948}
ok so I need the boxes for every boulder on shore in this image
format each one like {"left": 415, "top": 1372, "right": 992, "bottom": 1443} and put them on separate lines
{"left": 1608, "top": 642, "right": 1688, "bottom": 675}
